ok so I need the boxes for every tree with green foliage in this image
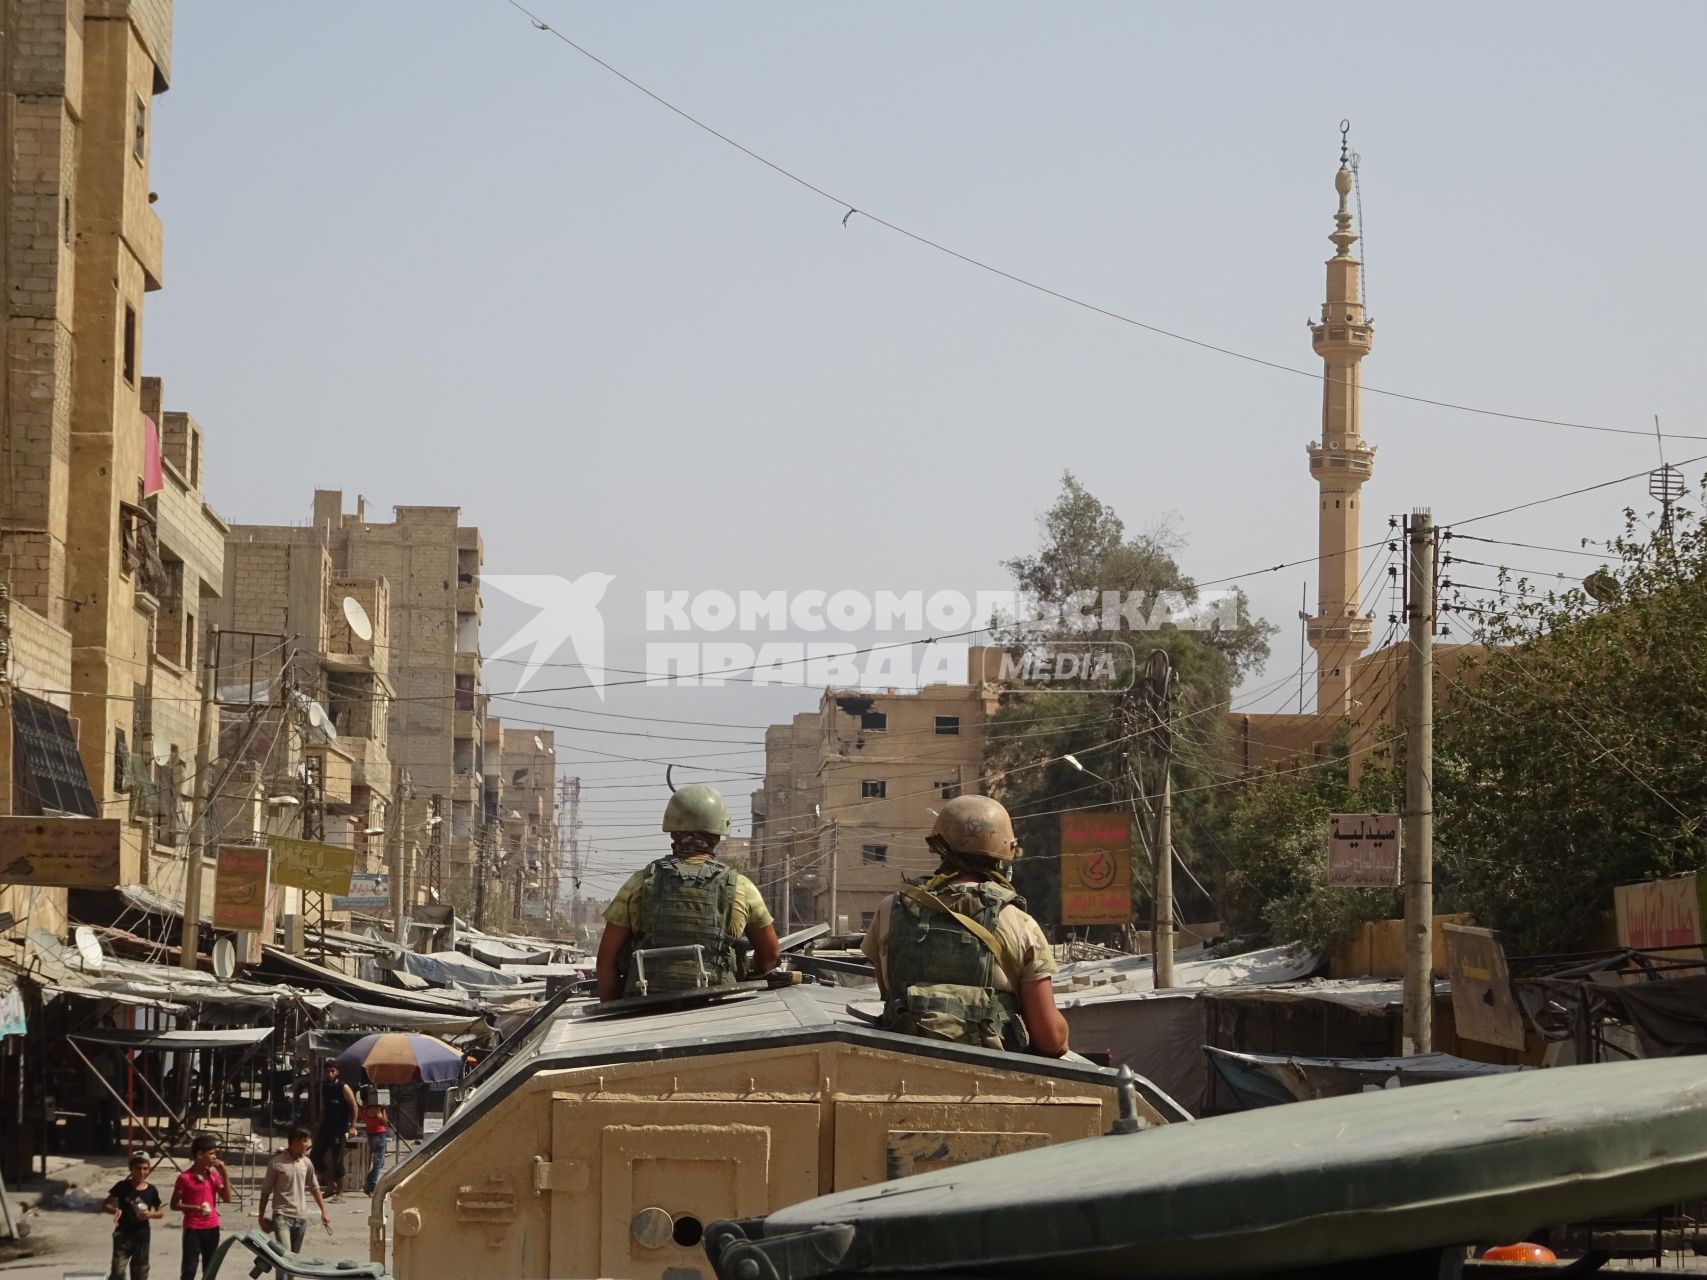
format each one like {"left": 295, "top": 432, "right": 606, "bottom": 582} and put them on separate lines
{"left": 1433, "top": 501, "right": 1707, "bottom": 957}
{"left": 983, "top": 473, "right": 1275, "bottom": 936}
{"left": 1218, "top": 734, "right": 1402, "bottom": 951}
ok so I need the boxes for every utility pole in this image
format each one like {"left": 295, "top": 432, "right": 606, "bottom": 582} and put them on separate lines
{"left": 180, "top": 625, "right": 219, "bottom": 969}
{"left": 1403, "top": 510, "right": 1436, "bottom": 1055}
{"left": 826, "top": 819, "right": 839, "bottom": 934}
{"left": 389, "top": 769, "right": 413, "bottom": 946}
{"left": 779, "top": 833, "right": 793, "bottom": 936}
{"left": 562, "top": 776, "right": 582, "bottom": 932}
{"left": 1143, "top": 650, "right": 1176, "bottom": 989}
{"left": 473, "top": 824, "right": 489, "bottom": 929}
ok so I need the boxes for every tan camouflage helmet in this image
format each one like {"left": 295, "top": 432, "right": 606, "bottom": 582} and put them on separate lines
{"left": 662, "top": 783, "right": 732, "bottom": 836}
{"left": 930, "top": 794, "right": 1020, "bottom": 861}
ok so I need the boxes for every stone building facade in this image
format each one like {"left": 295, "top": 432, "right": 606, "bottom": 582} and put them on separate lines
{"left": 0, "top": 1, "right": 194, "bottom": 936}
{"left": 754, "top": 651, "right": 998, "bottom": 933}
{"left": 225, "top": 491, "right": 486, "bottom": 905}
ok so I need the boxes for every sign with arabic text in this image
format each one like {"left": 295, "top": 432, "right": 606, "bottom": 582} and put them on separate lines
{"left": 1059, "top": 808, "right": 1132, "bottom": 926}
{"left": 1614, "top": 873, "right": 1707, "bottom": 973}
{"left": 212, "top": 845, "right": 271, "bottom": 933}
{"left": 0, "top": 818, "right": 121, "bottom": 888}
{"left": 268, "top": 835, "right": 355, "bottom": 896}
{"left": 332, "top": 873, "right": 390, "bottom": 912}
{"left": 1326, "top": 813, "right": 1401, "bottom": 888}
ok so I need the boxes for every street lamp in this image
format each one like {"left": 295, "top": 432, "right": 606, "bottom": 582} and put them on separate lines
{"left": 1061, "top": 754, "right": 1107, "bottom": 784}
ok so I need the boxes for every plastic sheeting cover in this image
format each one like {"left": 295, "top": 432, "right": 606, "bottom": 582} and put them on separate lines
{"left": 402, "top": 950, "right": 525, "bottom": 990}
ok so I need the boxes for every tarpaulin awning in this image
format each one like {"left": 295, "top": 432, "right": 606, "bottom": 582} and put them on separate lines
{"left": 259, "top": 947, "right": 477, "bottom": 1014}
{"left": 44, "top": 984, "right": 187, "bottom": 1012}
{"left": 402, "top": 950, "right": 524, "bottom": 990}
{"left": 1056, "top": 943, "right": 1321, "bottom": 997}
{"left": 70, "top": 1026, "right": 273, "bottom": 1051}
{"left": 314, "top": 997, "right": 491, "bottom": 1040}
{"left": 465, "top": 938, "right": 551, "bottom": 967}
{"left": 1595, "top": 974, "right": 1707, "bottom": 1058}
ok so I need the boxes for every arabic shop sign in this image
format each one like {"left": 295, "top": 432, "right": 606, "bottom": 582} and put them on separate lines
{"left": 1326, "top": 813, "right": 1401, "bottom": 888}
{"left": 267, "top": 836, "right": 355, "bottom": 896}
{"left": 1060, "top": 808, "right": 1132, "bottom": 926}
{"left": 212, "top": 844, "right": 271, "bottom": 933}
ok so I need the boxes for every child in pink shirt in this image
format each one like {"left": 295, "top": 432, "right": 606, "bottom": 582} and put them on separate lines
{"left": 170, "top": 1133, "right": 231, "bottom": 1280}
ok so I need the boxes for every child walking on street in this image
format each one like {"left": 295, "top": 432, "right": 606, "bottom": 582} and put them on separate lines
{"left": 170, "top": 1133, "right": 231, "bottom": 1280}
{"left": 360, "top": 1088, "right": 389, "bottom": 1196}
{"left": 102, "top": 1152, "right": 163, "bottom": 1280}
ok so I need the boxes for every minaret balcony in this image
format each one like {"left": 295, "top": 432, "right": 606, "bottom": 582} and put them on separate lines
{"left": 1311, "top": 322, "right": 1373, "bottom": 355}
{"left": 1307, "top": 615, "right": 1374, "bottom": 648}
{"left": 1307, "top": 441, "right": 1375, "bottom": 482}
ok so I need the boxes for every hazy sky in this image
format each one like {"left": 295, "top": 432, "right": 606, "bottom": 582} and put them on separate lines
{"left": 147, "top": 2, "right": 1707, "bottom": 896}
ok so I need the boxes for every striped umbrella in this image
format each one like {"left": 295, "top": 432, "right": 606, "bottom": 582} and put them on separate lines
{"left": 336, "top": 1032, "right": 464, "bottom": 1085}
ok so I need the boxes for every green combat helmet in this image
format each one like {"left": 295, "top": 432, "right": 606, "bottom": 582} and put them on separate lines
{"left": 661, "top": 783, "right": 731, "bottom": 836}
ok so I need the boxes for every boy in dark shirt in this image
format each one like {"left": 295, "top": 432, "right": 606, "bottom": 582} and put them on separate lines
{"left": 102, "top": 1152, "right": 164, "bottom": 1280}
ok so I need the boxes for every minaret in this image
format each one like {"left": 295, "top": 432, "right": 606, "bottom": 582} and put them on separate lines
{"left": 1306, "top": 128, "right": 1375, "bottom": 715}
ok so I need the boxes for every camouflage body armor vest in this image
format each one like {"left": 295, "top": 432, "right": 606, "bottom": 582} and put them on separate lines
{"left": 622, "top": 856, "right": 741, "bottom": 996}
{"left": 881, "top": 879, "right": 1029, "bottom": 1051}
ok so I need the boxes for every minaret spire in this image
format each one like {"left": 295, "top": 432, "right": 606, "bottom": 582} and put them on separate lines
{"left": 1306, "top": 121, "right": 1375, "bottom": 716}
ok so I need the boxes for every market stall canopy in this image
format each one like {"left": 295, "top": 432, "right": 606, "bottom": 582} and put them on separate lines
{"left": 402, "top": 950, "right": 526, "bottom": 990}
{"left": 70, "top": 1026, "right": 274, "bottom": 1051}
{"left": 315, "top": 997, "right": 491, "bottom": 1040}
{"left": 464, "top": 937, "right": 551, "bottom": 967}
{"left": 1056, "top": 943, "right": 1320, "bottom": 996}
{"left": 1204, "top": 1046, "right": 1526, "bottom": 1109}
{"left": 259, "top": 947, "right": 479, "bottom": 1014}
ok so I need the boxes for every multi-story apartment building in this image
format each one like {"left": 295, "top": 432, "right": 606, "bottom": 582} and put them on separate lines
{"left": 0, "top": 1, "right": 195, "bottom": 938}
{"left": 754, "top": 652, "right": 998, "bottom": 934}
{"left": 209, "top": 533, "right": 394, "bottom": 858}
{"left": 489, "top": 719, "right": 556, "bottom": 926}
{"left": 225, "top": 491, "right": 485, "bottom": 907}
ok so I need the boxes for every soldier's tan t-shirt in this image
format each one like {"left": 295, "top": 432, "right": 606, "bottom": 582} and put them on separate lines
{"left": 604, "top": 857, "right": 774, "bottom": 936}
{"left": 861, "top": 886, "right": 1057, "bottom": 993}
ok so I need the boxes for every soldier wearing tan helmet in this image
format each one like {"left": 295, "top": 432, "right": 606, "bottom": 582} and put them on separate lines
{"left": 596, "top": 784, "right": 781, "bottom": 1000}
{"left": 861, "top": 794, "right": 1068, "bottom": 1056}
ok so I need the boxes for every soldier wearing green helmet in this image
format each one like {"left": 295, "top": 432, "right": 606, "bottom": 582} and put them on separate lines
{"left": 596, "top": 783, "right": 781, "bottom": 1000}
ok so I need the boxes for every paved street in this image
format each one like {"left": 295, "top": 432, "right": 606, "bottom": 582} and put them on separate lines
{"left": 0, "top": 1153, "right": 384, "bottom": 1279}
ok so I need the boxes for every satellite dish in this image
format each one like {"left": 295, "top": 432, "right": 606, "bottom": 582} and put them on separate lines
{"left": 212, "top": 938, "right": 236, "bottom": 982}
{"left": 307, "top": 699, "right": 338, "bottom": 742}
{"left": 1582, "top": 570, "right": 1622, "bottom": 605}
{"left": 533, "top": 735, "right": 545, "bottom": 752}
{"left": 342, "top": 595, "right": 374, "bottom": 642}
{"left": 74, "top": 926, "right": 104, "bottom": 972}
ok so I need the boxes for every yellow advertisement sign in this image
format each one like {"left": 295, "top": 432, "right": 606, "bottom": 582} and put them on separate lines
{"left": 1060, "top": 808, "right": 1132, "bottom": 926}
{"left": 212, "top": 844, "right": 271, "bottom": 933}
{"left": 267, "top": 836, "right": 355, "bottom": 895}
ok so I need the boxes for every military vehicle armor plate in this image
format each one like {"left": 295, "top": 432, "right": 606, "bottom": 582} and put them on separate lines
{"left": 709, "top": 1055, "right": 1707, "bottom": 1279}
{"left": 371, "top": 980, "right": 1183, "bottom": 1280}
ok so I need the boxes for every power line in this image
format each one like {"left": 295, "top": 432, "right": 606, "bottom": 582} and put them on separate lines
{"left": 499, "top": 0, "right": 1706, "bottom": 445}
